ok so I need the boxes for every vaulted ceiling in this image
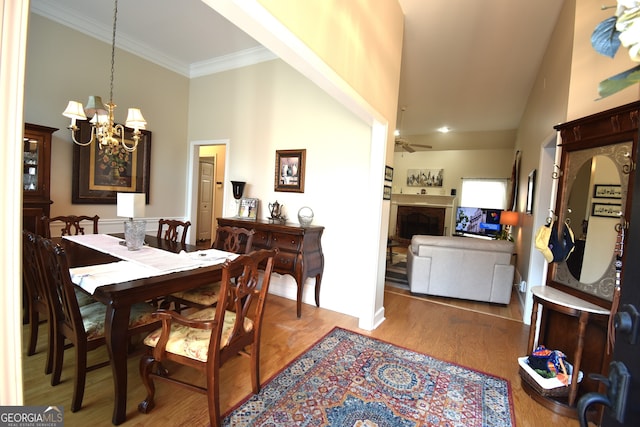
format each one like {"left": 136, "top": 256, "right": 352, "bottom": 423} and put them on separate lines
{"left": 31, "top": 0, "right": 565, "bottom": 151}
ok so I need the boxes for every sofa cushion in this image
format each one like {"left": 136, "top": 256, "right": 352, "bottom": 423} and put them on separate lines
{"left": 411, "top": 235, "right": 514, "bottom": 254}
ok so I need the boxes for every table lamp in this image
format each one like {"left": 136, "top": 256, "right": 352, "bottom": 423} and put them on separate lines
{"left": 117, "top": 192, "right": 146, "bottom": 250}
{"left": 499, "top": 210, "right": 519, "bottom": 241}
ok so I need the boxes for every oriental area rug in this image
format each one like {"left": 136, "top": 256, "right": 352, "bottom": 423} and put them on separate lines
{"left": 223, "top": 327, "right": 514, "bottom": 426}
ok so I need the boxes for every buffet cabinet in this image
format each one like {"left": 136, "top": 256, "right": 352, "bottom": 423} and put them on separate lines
{"left": 23, "top": 123, "right": 57, "bottom": 235}
{"left": 217, "top": 217, "right": 324, "bottom": 318}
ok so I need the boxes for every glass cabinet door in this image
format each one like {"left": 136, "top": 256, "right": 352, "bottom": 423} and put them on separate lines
{"left": 23, "top": 135, "right": 41, "bottom": 192}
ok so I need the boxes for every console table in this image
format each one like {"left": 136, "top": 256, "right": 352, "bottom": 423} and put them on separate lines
{"left": 524, "top": 286, "right": 610, "bottom": 418}
{"left": 217, "top": 218, "right": 324, "bottom": 318}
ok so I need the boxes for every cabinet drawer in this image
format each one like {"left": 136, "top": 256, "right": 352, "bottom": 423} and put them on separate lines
{"left": 252, "top": 230, "right": 270, "bottom": 249}
{"left": 271, "top": 232, "right": 301, "bottom": 251}
{"left": 274, "top": 252, "right": 298, "bottom": 273}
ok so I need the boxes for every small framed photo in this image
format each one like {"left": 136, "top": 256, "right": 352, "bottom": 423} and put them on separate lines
{"left": 384, "top": 165, "right": 394, "bottom": 182}
{"left": 593, "top": 184, "right": 621, "bottom": 199}
{"left": 275, "top": 149, "right": 306, "bottom": 193}
{"left": 237, "top": 198, "right": 259, "bottom": 219}
{"left": 591, "top": 202, "right": 622, "bottom": 218}
{"left": 526, "top": 169, "right": 536, "bottom": 215}
{"left": 383, "top": 185, "right": 392, "bottom": 200}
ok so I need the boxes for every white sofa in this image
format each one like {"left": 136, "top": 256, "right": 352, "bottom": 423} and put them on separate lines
{"left": 406, "top": 235, "right": 515, "bottom": 304}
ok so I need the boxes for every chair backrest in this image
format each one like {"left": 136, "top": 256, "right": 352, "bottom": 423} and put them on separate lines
{"left": 212, "top": 226, "right": 255, "bottom": 254}
{"left": 211, "top": 248, "right": 277, "bottom": 365}
{"left": 43, "top": 215, "right": 100, "bottom": 238}
{"left": 37, "top": 237, "right": 88, "bottom": 342}
{"left": 22, "top": 230, "right": 48, "bottom": 313}
{"left": 157, "top": 219, "right": 191, "bottom": 245}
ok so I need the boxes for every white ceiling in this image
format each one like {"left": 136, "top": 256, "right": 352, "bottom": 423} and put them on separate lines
{"left": 30, "top": 0, "right": 565, "bottom": 150}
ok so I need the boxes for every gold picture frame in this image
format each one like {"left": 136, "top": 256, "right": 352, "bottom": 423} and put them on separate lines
{"left": 72, "top": 120, "right": 151, "bottom": 204}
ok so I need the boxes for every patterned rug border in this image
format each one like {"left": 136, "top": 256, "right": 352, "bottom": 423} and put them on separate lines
{"left": 223, "top": 326, "right": 516, "bottom": 426}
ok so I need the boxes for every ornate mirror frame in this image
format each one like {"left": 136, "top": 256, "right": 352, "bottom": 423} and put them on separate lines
{"left": 550, "top": 102, "right": 639, "bottom": 307}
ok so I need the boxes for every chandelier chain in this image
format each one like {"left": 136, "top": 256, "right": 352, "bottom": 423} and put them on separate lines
{"left": 109, "top": 0, "right": 118, "bottom": 105}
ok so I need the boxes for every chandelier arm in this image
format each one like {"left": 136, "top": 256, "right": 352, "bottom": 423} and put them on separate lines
{"left": 69, "top": 125, "right": 96, "bottom": 147}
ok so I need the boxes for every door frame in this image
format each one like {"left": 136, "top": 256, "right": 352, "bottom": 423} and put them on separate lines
{"left": 186, "top": 139, "right": 229, "bottom": 245}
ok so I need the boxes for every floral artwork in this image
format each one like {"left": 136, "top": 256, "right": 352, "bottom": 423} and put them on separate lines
{"left": 73, "top": 120, "right": 151, "bottom": 204}
{"left": 93, "top": 144, "right": 134, "bottom": 188}
{"left": 592, "top": 0, "right": 640, "bottom": 98}
{"left": 89, "top": 142, "right": 137, "bottom": 191}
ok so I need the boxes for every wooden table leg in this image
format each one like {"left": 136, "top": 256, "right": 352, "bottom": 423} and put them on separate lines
{"left": 314, "top": 273, "right": 322, "bottom": 308}
{"left": 104, "top": 303, "right": 132, "bottom": 425}
{"left": 527, "top": 298, "right": 540, "bottom": 353}
{"left": 568, "top": 311, "right": 589, "bottom": 406}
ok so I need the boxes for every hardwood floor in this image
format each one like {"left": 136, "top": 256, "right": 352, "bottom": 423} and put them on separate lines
{"left": 22, "top": 291, "right": 579, "bottom": 426}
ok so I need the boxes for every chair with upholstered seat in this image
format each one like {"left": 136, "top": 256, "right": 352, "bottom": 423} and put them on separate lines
{"left": 138, "top": 248, "right": 277, "bottom": 427}
{"left": 43, "top": 215, "right": 100, "bottom": 238}
{"left": 166, "top": 226, "right": 255, "bottom": 312}
{"left": 37, "top": 237, "right": 160, "bottom": 412}
{"left": 22, "top": 230, "right": 95, "bottom": 375}
{"left": 157, "top": 219, "right": 191, "bottom": 245}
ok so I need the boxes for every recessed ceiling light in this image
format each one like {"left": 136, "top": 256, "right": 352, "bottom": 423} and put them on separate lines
{"left": 437, "top": 126, "right": 450, "bottom": 133}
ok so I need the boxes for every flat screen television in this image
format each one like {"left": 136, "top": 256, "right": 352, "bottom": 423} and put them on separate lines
{"left": 455, "top": 206, "right": 503, "bottom": 239}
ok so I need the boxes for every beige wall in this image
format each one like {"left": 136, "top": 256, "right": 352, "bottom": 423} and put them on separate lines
{"left": 257, "top": 0, "right": 404, "bottom": 159}
{"left": 567, "top": 0, "right": 639, "bottom": 119}
{"left": 24, "top": 14, "right": 190, "bottom": 224}
{"left": 391, "top": 148, "right": 515, "bottom": 197}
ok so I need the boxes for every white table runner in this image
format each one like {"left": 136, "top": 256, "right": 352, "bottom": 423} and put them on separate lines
{"left": 65, "top": 234, "right": 238, "bottom": 294}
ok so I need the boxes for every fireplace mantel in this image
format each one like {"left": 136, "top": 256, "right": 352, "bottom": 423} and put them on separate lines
{"left": 389, "top": 194, "right": 457, "bottom": 237}
{"left": 390, "top": 194, "right": 455, "bottom": 208}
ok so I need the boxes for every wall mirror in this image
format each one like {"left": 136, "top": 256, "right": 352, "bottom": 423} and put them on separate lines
{"left": 551, "top": 102, "right": 638, "bottom": 306}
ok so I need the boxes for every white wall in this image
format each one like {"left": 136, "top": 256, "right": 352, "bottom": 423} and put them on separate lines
{"left": 188, "top": 60, "right": 375, "bottom": 319}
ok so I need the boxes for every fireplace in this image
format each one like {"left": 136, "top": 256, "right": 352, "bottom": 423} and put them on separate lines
{"left": 396, "top": 205, "right": 445, "bottom": 240}
{"left": 389, "top": 194, "right": 456, "bottom": 241}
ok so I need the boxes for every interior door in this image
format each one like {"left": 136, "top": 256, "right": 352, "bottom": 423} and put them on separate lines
{"left": 197, "top": 159, "right": 214, "bottom": 241}
{"left": 601, "top": 143, "right": 640, "bottom": 427}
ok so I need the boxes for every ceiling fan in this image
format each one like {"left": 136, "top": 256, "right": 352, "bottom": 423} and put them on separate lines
{"left": 394, "top": 107, "right": 432, "bottom": 152}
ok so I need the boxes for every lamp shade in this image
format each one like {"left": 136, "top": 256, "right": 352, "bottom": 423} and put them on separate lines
{"left": 117, "top": 192, "right": 145, "bottom": 218}
{"left": 62, "top": 101, "right": 88, "bottom": 121}
{"left": 84, "top": 95, "right": 107, "bottom": 117}
{"left": 499, "top": 211, "right": 519, "bottom": 227}
{"left": 125, "top": 108, "right": 147, "bottom": 130}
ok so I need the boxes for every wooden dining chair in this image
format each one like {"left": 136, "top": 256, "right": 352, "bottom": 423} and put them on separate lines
{"left": 166, "top": 226, "right": 255, "bottom": 312}
{"left": 157, "top": 219, "right": 191, "bottom": 245}
{"left": 37, "top": 237, "right": 160, "bottom": 412}
{"left": 42, "top": 215, "right": 100, "bottom": 238}
{"left": 138, "top": 248, "right": 277, "bottom": 427}
{"left": 22, "top": 230, "right": 54, "bottom": 373}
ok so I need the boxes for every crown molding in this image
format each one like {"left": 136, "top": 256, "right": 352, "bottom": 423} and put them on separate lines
{"left": 30, "top": 0, "right": 275, "bottom": 78}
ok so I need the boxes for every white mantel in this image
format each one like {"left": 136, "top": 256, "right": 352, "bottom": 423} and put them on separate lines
{"left": 390, "top": 193, "right": 457, "bottom": 237}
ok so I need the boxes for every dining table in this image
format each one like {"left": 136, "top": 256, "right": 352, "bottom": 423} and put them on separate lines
{"left": 56, "top": 233, "right": 228, "bottom": 425}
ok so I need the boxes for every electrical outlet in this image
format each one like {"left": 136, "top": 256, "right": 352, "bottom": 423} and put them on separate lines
{"left": 519, "top": 281, "right": 527, "bottom": 292}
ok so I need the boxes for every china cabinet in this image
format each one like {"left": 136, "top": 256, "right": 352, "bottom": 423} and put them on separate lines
{"left": 22, "top": 123, "right": 57, "bottom": 235}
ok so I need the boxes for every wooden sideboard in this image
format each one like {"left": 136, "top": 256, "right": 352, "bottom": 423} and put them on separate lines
{"left": 217, "top": 217, "right": 324, "bottom": 318}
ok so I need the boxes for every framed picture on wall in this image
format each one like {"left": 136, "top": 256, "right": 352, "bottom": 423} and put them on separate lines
{"left": 274, "top": 149, "right": 306, "bottom": 193}
{"left": 591, "top": 202, "right": 622, "bottom": 218}
{"left": 593, "top": 184, "right": 621, "bottom": 199}
{"left": 383, "top": 185, "right": 392, "bottom": 200}
{"left": 384, "top": 165, "right": 394, "bottom": 182}
{"left": 72, "top": 120, "right": 151, "bottom": 204}
{"left": 526, "top": 169, "right": 536, "bottom": 214}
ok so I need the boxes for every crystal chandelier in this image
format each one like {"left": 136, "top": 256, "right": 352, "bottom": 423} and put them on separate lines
{"left": 62, "top": 0, "right": 146, "bottom": 152}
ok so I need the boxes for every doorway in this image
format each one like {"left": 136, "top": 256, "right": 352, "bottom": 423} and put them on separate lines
{"left": 186, "top": 140, "right": 229, "bottom": 245}
{"left": 197, "top": 157, "right": 215, "bottom": 242}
